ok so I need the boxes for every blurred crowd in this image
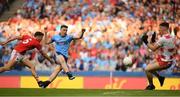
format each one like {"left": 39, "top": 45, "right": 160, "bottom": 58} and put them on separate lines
{"left": 0, "top": 0, "right": 14, "bottom": 16}
{"left": 0, "top": 0, "right": 179, "bottom": 73}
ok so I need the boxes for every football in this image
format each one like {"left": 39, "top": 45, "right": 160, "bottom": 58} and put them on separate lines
{"left": 123, "top": 56, "right": 133, "bottom": 66}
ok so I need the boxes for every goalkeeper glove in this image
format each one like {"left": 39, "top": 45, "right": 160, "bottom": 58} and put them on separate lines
{"left": 141, "top": 33, "right": 148, "bottom": 45}
{"left": 151, "top": 32, "right": 156, "bottom": 43}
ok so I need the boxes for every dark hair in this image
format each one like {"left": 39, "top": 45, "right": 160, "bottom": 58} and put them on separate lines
{"left": 159, "top": 22, "right": 169, "bottom": 28}
{"left": 34, "top": 31, "right": 44, "bottom": 37}
{"left": 61, "top": 25, "right": 68, "bottom": 29}
{"left": 174, "top": 27, "right": 179, "bottom": 36}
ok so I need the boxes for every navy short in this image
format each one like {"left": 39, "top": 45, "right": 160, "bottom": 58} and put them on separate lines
{"left": 54, "top": 52, "right": 68, "bottom": 63}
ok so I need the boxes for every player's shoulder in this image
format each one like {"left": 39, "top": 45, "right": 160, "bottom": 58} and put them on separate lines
{"left": 33, "top": 39, "right": 41, "bottom": 46}
{"left": 67, "top": 34, "right": 73, "bottom": 39}
{"left": 67, "top": 34, "right": 73, "bottom": 37}
{"left": 52, "top": 34, "right": 59, "bottom": 38}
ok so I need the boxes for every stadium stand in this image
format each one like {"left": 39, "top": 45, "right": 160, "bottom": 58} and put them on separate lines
{"left": 0, "top": 0, "right": 179, "bottom": 74}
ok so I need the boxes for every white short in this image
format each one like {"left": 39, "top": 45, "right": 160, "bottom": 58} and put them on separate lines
{"left": 10, "top": 50, "right": 26, "bottom": 62}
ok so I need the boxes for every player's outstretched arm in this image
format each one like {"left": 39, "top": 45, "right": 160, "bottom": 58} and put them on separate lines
{"left": 44, "top": 28, "right": 49, "bottom": 45}
{"left": 73, "top": 28, "right": 86, "bottom": 40}
{"left": 0, "top": 42, "right": 3, "bottom": 45}
{"left": 0, "top": 36, "right": 22, "bottom": 46}
{"left": 44, "top": 31, "right": 53, "bottom": 45}
{"left": 42, "top": 28, "right": 53, "bottom": 45}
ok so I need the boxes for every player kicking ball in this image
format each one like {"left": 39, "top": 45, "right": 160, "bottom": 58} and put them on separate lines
{"left": 141, "top": 22, "right": 177, "bottom": 90}
{"left": 42, "top": 25, "right": 86, "bottom": 88}
{"left": 0, "top": 32, "right": 54, "bottom": 87}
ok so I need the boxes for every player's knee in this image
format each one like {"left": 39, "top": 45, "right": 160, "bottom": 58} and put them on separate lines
{"left": 30, "top": 65, "right": 35, "bottom": 70}
{"left": 145, "top": 68, "right": 154, "bottom": 73}
{"left": 144, "top": 68, "right": 150, "bottom": 72}
{"left": 55, "top": 66, "right": 62, "bottom": 71}
{"left": 61, "top": 61, "right": 66, "bottom": 66}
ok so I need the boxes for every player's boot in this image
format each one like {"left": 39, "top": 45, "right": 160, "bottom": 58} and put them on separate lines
{"left": 42, "top": 81, "right": 51, "bottom": 88}
{"left": 38, "top": 81, "right": 44, "bottom": 88}
{"left": 158, "top": 76, "right": 165, "bottom": 86}
{"left": 66, "top": 72, "right": 75, "bottom": 80}
{"left": 145, "top": 84, "right": 155, "bottom": 90}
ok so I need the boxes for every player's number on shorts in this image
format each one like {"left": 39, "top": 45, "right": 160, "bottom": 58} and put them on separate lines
{"left": 22, "top": 38, "right": 32, "bottom": 44}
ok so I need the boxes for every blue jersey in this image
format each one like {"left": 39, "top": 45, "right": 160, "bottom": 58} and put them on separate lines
{"left": 51, "top": 34, "right": 73, "bottom": 58}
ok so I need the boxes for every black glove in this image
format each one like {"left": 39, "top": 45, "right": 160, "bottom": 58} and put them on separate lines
{"left": 151, "top": 32, "right": 156, "bottom": 43}
{"left": 141, "top": 33, "right": 148, "bottom": 45}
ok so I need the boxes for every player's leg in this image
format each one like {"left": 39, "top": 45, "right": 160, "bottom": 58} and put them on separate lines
{"left": 151, "top": 71, "right": 165, "bottom": 86}
{"left": 0, "top": 50, "right": 17, "bottom": 73}
{"left": 150, "top": 62, "right": 171, "bottom": 87}
{"left": 42, "top": 65, "right": 63, "bottom": 88}
{"left": 56, "top": 54, "right": 75, "bottom": 80}
{"left": 145, "top": 60, "right": 162, "bottom": 90}
{"left": 144, "top": 63, "right": 156, "bottom": 90}
{"left": 0, "top": 58, "right": 16, "bottom": 73}
{"left": 48, "top": 65, "right": 62, "bottom": 82}
{"left": 145, "top": 60, "right": 170, "bottom": 90}
{"left": 21, "top": 58, "right": 43, "bottom": 87}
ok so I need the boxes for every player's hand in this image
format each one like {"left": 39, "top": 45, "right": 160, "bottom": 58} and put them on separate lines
{"left": 151, "top": 32, "right": 156, "bottom": 43}
{"left": 0, "top": 42, "right": 5, "bottom": 46}
{"left": 141, "top": 33, "right": 148, "bottom": 45}
{"left": 82, "top": 28, "right": 86, "bottom": 33}
{"left": 44, "top": 27, "right": 48, "bottom": 34}
{"left": 44, "top": 27, "right": 47, "bottom": 31}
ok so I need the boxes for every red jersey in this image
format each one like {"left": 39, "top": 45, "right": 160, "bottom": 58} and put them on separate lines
{"left": 14, "top": 35, "right": 42, "bottom": 54}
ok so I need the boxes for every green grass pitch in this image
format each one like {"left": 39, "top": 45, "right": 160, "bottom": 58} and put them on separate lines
{"left": 0, "top": 88, "right": 180, "bottom": 97}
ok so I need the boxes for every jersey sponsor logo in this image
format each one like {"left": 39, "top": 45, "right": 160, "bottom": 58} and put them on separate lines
{"left": 57, "top": 40, "right": 68, "bottom": 45}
